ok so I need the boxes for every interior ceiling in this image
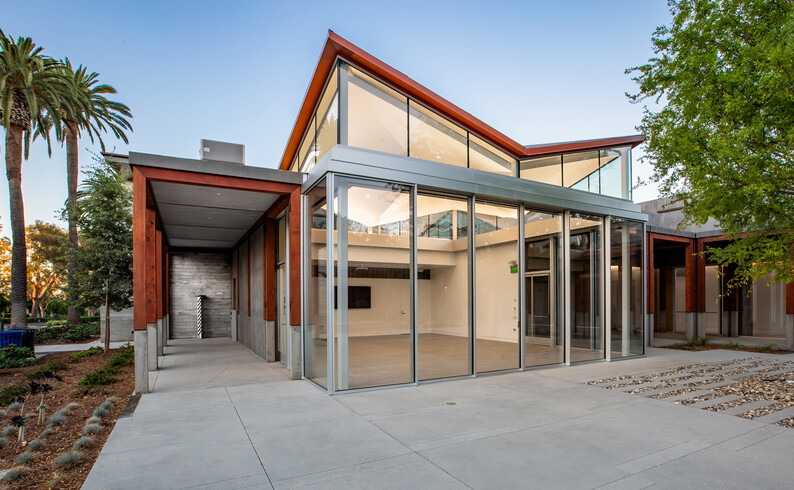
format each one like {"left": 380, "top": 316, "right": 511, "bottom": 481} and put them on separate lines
{"left": 151, "top": 181, "right": 279, "bottom": 249}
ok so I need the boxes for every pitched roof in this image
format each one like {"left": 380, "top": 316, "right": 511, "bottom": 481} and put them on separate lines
{"left": 278, "top": 31, "right": 642, "bottom": 170}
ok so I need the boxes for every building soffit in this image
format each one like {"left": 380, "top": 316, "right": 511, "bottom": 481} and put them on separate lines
{"left": 278, "top": 31, "right": 644, "bottom": 171}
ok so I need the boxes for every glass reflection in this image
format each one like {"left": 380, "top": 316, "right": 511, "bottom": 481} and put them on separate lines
{"left": 610, "top": 219, "right": 644, "bottom": 358}
{"left": 418, "top": 193, "right": 471, "bottom": 380}
{"left": 304, "top": 180, "right": 328, "bottom": 388}
{"left": 334, "top": 178, "right": 413, "bottom": 390}
{"left": 347, "top": 67, "right": 408, "bottom": 156}
{"left": 409, "top": 101, "right": 467, "bottom": 167}
{"left": 475, "top": 201, "right": 520, "bottom": 373}
{"left": 570, "top": 213, "right": 603, "bottom": 362}
{"left": 524, "top": 210, "right": 564, "bottom": 366}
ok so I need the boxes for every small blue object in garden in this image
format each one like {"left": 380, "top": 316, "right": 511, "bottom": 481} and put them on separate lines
{"left": 0, "top": 331, "right": 24, "bottom": 348}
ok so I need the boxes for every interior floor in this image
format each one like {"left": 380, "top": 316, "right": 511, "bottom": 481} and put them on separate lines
{"left": 305, "top": 333, "right": 578, "bottom": 390}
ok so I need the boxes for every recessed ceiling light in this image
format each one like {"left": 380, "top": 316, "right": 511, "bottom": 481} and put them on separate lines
{"left": 365, "top": 194, "right": 371, "bottom": 198}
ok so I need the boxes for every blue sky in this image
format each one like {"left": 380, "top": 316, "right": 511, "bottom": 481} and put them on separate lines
{"left": 1, "top": 0, "right": 671, "bottom": 237}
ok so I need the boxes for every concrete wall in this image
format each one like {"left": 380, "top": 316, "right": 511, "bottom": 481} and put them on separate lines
{"left": 639, "top": 197, "right": 721, "bottom": 233}
{"left": 99, "top": 307, "right": 134, "bottom": 342}
{"left": 234, "top": 225, "right": 268, "bottom": 358}
{"left": 169, "top": 252, "right": 232, "bottom": 339}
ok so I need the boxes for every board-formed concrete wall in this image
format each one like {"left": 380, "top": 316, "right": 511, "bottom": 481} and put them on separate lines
{"left": 99, "top": 307, "right": 134, "bottom": 342}
{"left": 233, "top": 225, "right": 268, "bottom": 358}
{"left": 169, "top": 252, "right": 232, "bottom": 339}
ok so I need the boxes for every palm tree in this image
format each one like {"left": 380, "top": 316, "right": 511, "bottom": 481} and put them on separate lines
{"left": 0, "top": 30, "right": 71, "bottom": 328}
{"left": 54, "top": 59, "right": 132, "bottom": 326}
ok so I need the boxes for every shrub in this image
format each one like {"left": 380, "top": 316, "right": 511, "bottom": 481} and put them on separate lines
{"left": 25, "top": 361, "right": 69, "bottom": 380}
{"left": 107, "top": 345, "right": 134, "bottom": 369}
{"left": 47, "top": 412, "right": 67, "bottom": 427}
{"left": 0, "top": 345, "right": 35, "bottom": 369}
{"left": 34, "top": 326, "right": 65, "bottom": 342}
{"left": 39, "top": 428, "right": 54, "bottom": 438}
{"left": 73, "top": 436, "right": 93, "bottom": 449}
{"left": 80, "top": 316, "right": 98, "bottom": 323}
{"left": 46, "top": 319, "right": 67, "bottom": 327}
{"left": 0, "top": 435, "right": 6, "bottom": 449}
{"left": 82, "top": 423, "right": 101, "bottom": 434}
{"left": 60, "top": 402, "right": 79, "bottom": 414}
{"left": 726, "top": 341, "right": 743, "bottom": 349}
{"left": 7, "top": 401, "right": 22, "bottom": 412}
{"left": 686, "top": 337, "right": 709, "bottom": 347}
{"left": 3, "top": 466, "right": 27, "bottom": 482}
{"left": 93, "top": 406, "right": 109, "bottom": 418}
{"left": 0, "top": 383, "right": 26, "bottom": 407}
{"left": 2, "top": 425, "right": 15, "bottom": 436}
{"left": 27, "top": 438, "right": 44, "bottom": 451}
{"left": 759, "top": 344, "right": 779, "bottom": 352}
{"left": 78, "top": 368, "right": 117, "bottom": 391}
{"left": 15, "top": 451, "right": 33, "bottom": 465}
{"left": 53, "top": 450, "right": 81, "bottom": 469}
{"left": 86, "top": 416, "right": 101, "bottom": 425}
{"left": 99, "top": 400, "right": 114, "bottom": 411}
{"left": 69, "top": 346, "right": 104, "bottom": 362}
{"left": 59, "top": 323, "right": 99, "bottom": 343}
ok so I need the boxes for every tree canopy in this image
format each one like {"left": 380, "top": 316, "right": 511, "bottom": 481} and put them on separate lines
{"left": 628, "top": 0, "right": 794, "bottom": 286}
{"left": 72, "top": 158, "right": 133, "bottom": 311}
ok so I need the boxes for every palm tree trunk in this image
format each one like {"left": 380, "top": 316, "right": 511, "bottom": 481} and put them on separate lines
{"left": 66, "top": 122, "right": 81, "bottom": 326}
{"left": 5, "top": 125, "right": 28, "bottom": 329}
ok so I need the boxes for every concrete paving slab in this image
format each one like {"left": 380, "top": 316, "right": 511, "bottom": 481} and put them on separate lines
{"left": 84, "top": 341, "right": 794, "bottom": 489}
{"left": 248, "top": 413, "right": 412, "bottom": 482}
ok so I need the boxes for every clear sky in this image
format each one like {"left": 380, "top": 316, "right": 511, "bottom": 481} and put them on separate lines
{"left": 1, "top": 0, "right": 671, "bottom": 237}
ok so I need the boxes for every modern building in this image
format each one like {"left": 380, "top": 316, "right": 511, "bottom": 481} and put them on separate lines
{"left": 642, "top": 197, "right": 794, "bottom": 348}
{"left": 130, "top": 31, "right": 653, "bottom": 394}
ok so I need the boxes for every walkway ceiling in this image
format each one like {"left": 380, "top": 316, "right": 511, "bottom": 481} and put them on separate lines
{"left": 150, "top": 181, "right": 279, "bottom": 249}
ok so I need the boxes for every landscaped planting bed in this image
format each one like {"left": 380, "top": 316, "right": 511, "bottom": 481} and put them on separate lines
{"left": 34, "top": 322, "right": 101, "bottom": 346}
{"left": 0, "top": 348, "right": 133, "bottom": 489}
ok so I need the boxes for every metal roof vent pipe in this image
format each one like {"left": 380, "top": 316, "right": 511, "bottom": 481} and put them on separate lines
{"left": 200, "top": 139, "right": 245, "bottom": 165}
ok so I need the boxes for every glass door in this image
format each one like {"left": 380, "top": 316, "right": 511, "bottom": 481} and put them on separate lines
{"left": 526, "top": 273, "right": 552, "bottom": 345}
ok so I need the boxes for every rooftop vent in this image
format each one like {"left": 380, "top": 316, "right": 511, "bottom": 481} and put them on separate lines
{"left": 200, "top": 139, "right": 245, "bottom": 165}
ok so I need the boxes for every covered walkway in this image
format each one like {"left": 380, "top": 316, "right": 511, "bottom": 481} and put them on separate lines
{"left": 85, "top": 344, "right": 794, "bottom": 489}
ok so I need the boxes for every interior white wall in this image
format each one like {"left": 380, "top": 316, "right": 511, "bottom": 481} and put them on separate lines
{"left": 752, "top": 273, "right": 786, "bottom": 337}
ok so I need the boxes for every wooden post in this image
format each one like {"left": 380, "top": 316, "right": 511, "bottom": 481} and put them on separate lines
{"left": 104, "top": 277, "right": 110, "bottom": 352}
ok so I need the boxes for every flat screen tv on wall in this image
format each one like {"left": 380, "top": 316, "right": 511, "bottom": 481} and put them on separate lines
{"left": 334, "top": 286, "right": 371, "bottom": 309}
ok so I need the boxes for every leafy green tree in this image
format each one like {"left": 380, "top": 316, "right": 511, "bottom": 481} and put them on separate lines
{"left": 0, "top": 30, "right": 71, "bottom": 328}
{"left": 26, "top": 221, "right": 69, "bottom": 318}
{"left": 628, "top": 0, "right": 794, "bottom": 286}
{"left": 42, "top": 60, "right": 132, "bottom": 326}
{"left": 73, "top": 158, "right": 133, "bottom": 314}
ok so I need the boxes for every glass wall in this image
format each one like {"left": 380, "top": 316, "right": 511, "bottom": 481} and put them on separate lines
{"left": 304, "top": 180, "right": 328, "bottom": 388}
{"left": 417, "top": 193, "right": 471, "bottom": 380}
{"left": 409, "top": 101, "right": 467, "bottom": 167}
{"left": 334, "top": 177, "right": 413, "bottom": 390}
{"left": 563, "top": 151, "right": 600, "bottom": 191}
{"left": 469, "top": 135, "right": 516, "bottom": 176}
{"left": 570, "top": 213, "right": 603, "bottom": 362}
{"left": 315, "top": 67, "right": 339, "bottom": 165}
{"left": 519, "top": 147, "right": 632, "bottom": 200}
{"left": 475, "top": 201, "right": 520, "bottom": 373}
{"left": 524, "top": 210, "right": 564, "bottom": 366}
{"left": 348, "top": 66, "right": 408, "bottom": 156}
{"left": 610, "top": 219, "right": 644, "bottom": 358}
{"left": 520, "top": 155, "right": 562, "bottom": 186}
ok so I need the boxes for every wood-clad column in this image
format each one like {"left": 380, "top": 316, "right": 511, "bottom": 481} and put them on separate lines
{"left": 264, "top": 219, "right": 276, "bottom": 322}
{"left": 786, "top": 282, "right": 794, "bottom": 349}
{"left": 132, "top": 167, "right": 150, "bottom": 393}
{"left": 288, "top": 188, "right": 301, "bottom": 326}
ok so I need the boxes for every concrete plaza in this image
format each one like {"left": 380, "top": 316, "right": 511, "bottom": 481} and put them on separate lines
{"left": 83, "top": 339, "right": 794, "bottom": 489}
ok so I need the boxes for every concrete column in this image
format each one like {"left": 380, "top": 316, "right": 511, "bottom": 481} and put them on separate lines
{"left": 695, "top": 312, "right": 706, "bottom": 339}
{"left": 147, "top": 323, "right": 157, "bottom": 370}
{"left": 290, "top": 324, "right": 301, "bottom": 380}
{"left": 786, "top": 314, "right": 794, "bottom": 350}
{"left": 231, "top": 310, "right": 238, "bottom": 342}
{"left": 686, "top": 312, "right": 696, "bottom": 340}
{"left": 134, "top": 329, "right": 149, "bottom": 394}
{"left": 265, "top": 320, "right": 276, "bottom": 362}
{"left": 156, "top": 318, "right": 164, "bottom": 357}
{"left": 164, "top": 314, "right": 169, "bottom": 350}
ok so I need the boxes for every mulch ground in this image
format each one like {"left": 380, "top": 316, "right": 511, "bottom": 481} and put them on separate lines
{"left": 0, "top": 350, "right": 133, "bottom": 489}
{"left": 662, "top": 344, "right": 794, "bottom": 354}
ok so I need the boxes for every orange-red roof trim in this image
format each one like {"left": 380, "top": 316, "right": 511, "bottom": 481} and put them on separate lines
{"left": 278, "top": 31, "right": 643, "bottom": 170}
